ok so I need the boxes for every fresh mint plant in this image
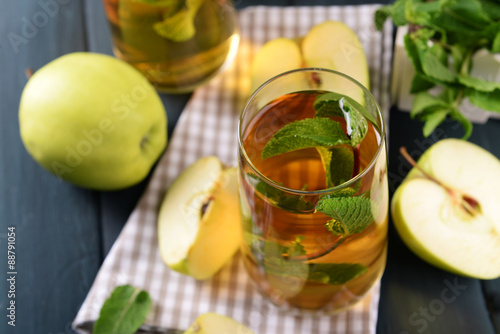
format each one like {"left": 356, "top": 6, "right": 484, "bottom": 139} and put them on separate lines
{"left": 375, "top": 0, "right": 500, "bottom": 139}
{"left": 93, "top": 285, "right": 152, "bottom": 334}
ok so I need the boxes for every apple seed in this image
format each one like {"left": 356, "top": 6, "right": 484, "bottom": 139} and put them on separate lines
{"left": 400, "top": 147, "right": 481, "bottom": 217}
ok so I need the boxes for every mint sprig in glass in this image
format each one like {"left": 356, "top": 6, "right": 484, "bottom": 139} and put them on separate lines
{"left": 238, "top": 68, "right": 389, "bottom": 314}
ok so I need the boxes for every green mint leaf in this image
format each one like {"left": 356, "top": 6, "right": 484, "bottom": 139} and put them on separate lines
{"left": 262, "top": 241, "right": 309, "bottom": 279}
{"left": 313, "top": 92, "right": 375, "bottom": 130}
{"left": 493, "top": 32, "right": 500, "bottom": 53}
{"left": 94, "top": 285, "right": 152, "bottom": 334}
{"left": 329, "top": 146, "right": 354, "bottom": 187}
{"left": 410, "top": 91, "right": 457, "bottom": 137}
{"left": 404, "top": 33, "right": 424, "bottom": 74}
{"left": 261, "top": 118, "right": 349, "bottom": 159}
{"left": 313, "top": 95, "right": 346, "bottom": 118}
{"left": 481, "top": 0, "right": 500, "bottom": 22}
{"left": 466, "top": 88, "right": 500, "bottom": 113}
{"left": 410, "top": 92, "right": 449, "bottom": 118}
{"left": 315, "top": 196, "right": 373, "bottom": 237}
{"left": 345, "top": 104, "right": 369, "bottom": 147}
{"left": 288, "top": 236, "right": 307, "bottom": 258}
{"left": 450, "top": 44, "right": 468, "bottom": 73}
{"left": 436, "top": 0, "right": 491, "bottom": 32}
{"left": 405, "top": 0, "right": 440, "bottom": 28}
{"left": 410, "top": 72, "right": 436, "bottom": 93}
{"left": 263, "top": 258, "right": 367, "bottom": 286}
{"left": 247, "top": 173, "right": 315, "bottom": 213}
{"left": 308, "top": 263, "right": 368, "bottom": 285}
{"left": 421, "top": 48, "right": 456, "bottom": 83}
{"left": 429, "top": 43, "right": 448, "bottom": 66}
{"left": 458, "top": 75, "right": 500, "bottom": 92}
{"left": 374, "top": 0, "right": 408, "bottom": 30}
{"left": 153, "top": 0, "right": 204, "bottom": 42}
{"left": 449, "top": 107, "right": 473, "bottom": 140}
{"left": 325, "top": 219, "right": 346, "bottom": 236}
{"left": 421, "top": 107, "right": 450, "bottom": 137}
{"left": 373, "top": 7, "right": 392, "bottom": 31}
{"left": 316, "top": 147, "right": 334, "bottom": 188}
{"left": 404, "top": 28, "right": 437, "bottom": 75}
{"left": 316, "top": 146, "right": 354, "bottom": 188}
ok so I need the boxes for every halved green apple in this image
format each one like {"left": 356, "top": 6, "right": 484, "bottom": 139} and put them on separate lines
{"left": 302, "top": 20, "right": 370, "bottom": 102}
{"left": 391, "top": 139, "right": 500, "bottom": 279}
{"left": 249, "top": 20, "right": 370, "bottom": 102}
{"left": 157, "top": 156, "right": 241, "bottom": 280}
{"left": 183, "top": 313, "right": 255, "bottom": 334}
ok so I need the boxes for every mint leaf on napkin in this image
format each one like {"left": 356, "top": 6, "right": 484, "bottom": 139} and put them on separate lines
{"left": 94, "top": 285, "right": 152, "bottom": 334}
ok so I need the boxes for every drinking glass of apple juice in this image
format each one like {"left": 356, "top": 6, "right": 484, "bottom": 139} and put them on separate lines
{"left": 237, "top": 68, "right": 389, "bottom": 313}
{"left": 102, "top": 0, "right": 239, "bottom": 93}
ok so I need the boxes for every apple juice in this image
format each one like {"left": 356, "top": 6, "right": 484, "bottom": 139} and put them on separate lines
{"left": 238, "top": 91, "right": 388, "bottom": 313}
{"left": 102, "top": 0, "right": 238, "bottom": 93}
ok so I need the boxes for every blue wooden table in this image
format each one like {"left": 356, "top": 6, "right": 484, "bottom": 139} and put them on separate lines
{"left": 1, "top": 1, "right": 499, "bottom": 333}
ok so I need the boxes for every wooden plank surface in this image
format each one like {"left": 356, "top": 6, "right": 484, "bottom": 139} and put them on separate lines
{"left": 0, "top": 1, "right": 499, "bottom": 334}
{"left": 0, "top": 2, "right": 102, "bottom": 334}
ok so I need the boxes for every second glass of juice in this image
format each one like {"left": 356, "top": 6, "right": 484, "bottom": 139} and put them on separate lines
{"left": 238, "top": 68, "right": 389, "bottom": 314}
{"left": 102, "top": 0, "right": 239, "bottom": 93}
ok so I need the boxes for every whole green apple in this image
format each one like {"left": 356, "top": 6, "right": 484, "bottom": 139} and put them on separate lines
{"left": 19, "top": 52, "right": 167, "bottom": 190}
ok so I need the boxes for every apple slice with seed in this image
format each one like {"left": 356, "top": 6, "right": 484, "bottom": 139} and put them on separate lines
{"left": 157, "top": 156, "right": 241, "bottom": 280}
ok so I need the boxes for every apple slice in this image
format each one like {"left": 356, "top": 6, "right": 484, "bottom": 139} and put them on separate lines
{"left": 250, "top": 37, "right": 303, "bottom": 93}
{"left": 157, "top": 156, "right": 242, "bottom": 280}
{"left": 391, "top": 139, "right": 500, "bottom": 279}
{"left": 302, "top": 21, "right": 369, "bottom": 102}
{"left": 183, "top": 313, "right": 255, "bottom": 334}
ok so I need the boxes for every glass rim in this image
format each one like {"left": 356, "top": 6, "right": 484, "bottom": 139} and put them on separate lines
{"left": 237, "top": 67, "right": 386, "bottom": 196}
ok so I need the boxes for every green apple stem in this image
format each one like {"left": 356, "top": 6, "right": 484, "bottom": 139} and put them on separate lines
{"left": 25, "top": 68, "right": 34, "bottom": 79}
{"left": 400, "top": 147, "right": 480, "bottom": 216}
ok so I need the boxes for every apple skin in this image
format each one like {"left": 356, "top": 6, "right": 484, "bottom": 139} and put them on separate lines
{"left": 158, "top": 156, "right": 242, "bottom": 280}
{"left": 183, "top": 312, "right": 255, "bottom": 334}
{"left": 19, "top": 52, "right": 167, "bottom": 190}
{"left": 391, "top": 139, "right": 500, "bottom": 279}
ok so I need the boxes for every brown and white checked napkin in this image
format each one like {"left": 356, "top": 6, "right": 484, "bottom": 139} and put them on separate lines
{"left": 73, "top": 5, "right": 393, "bottom": 334}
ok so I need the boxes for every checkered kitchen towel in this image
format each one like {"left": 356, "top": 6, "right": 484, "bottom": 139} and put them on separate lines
{"left": 73, "top": 5, "right": 393, "bottom": 334}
